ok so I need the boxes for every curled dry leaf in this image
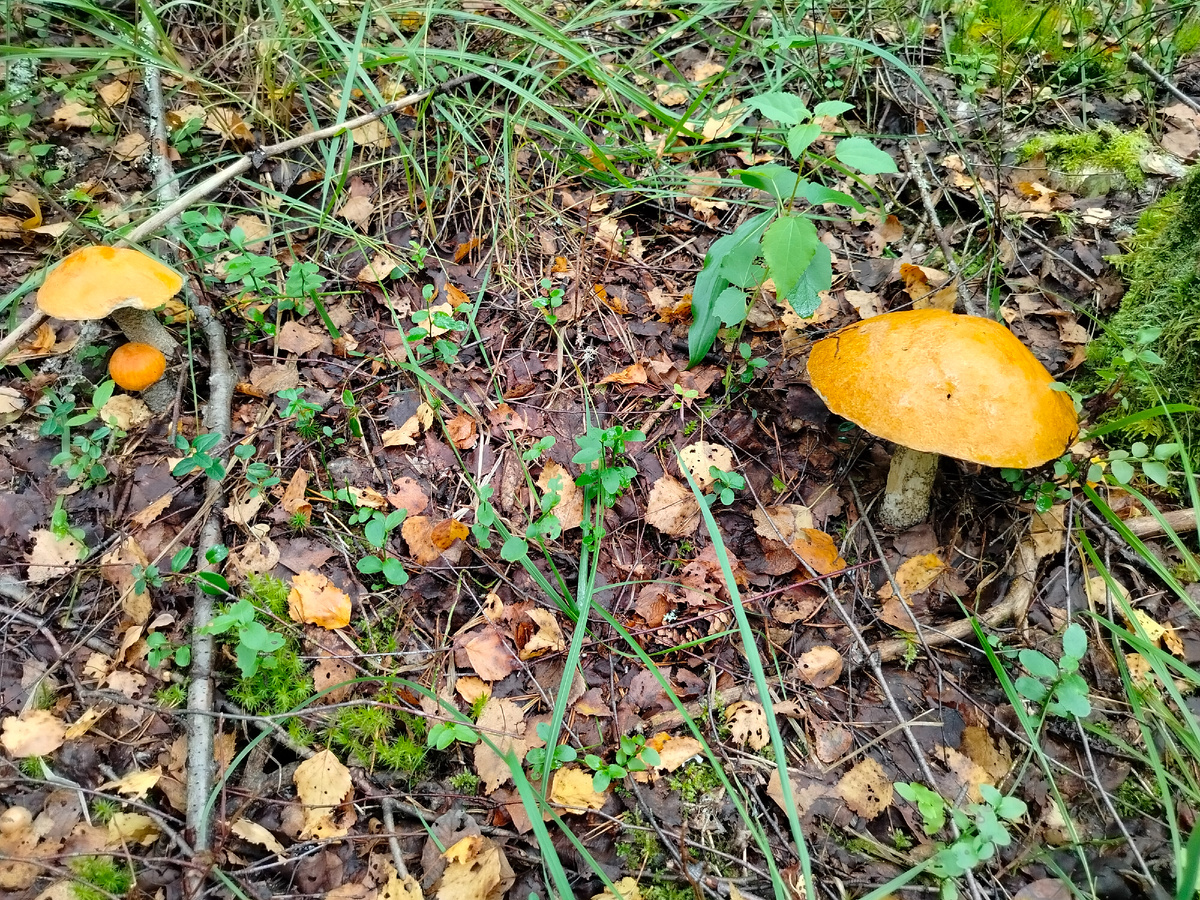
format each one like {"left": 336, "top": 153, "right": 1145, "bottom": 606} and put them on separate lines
{"left": 445, "top": 411, "right": 478, "bottom": 449}
{"left": 644, "top": 474, "right": 701, "bottom": 538}
{"left": 294, "top": 749, "right": 354, "bottom": 840}
{"left": 796, "top": 645, "right": 843, "bottom": 688}
{"left": 287, "top": 571, "right": 351, "bottom": 629}
{"left": 878, "top": 553, "right": 947, "bottom": 601}
{"left": 599, "top": 362, "right": 648, "bottom": 385}
{"left": 98, "top": 767, "right": 161, "bottom": 800}
{"left": 726, "top": 700, "right": 769, "bottom": 751}
{"left": 231, "top": 818, "right": 287, "bottom": 855}
{"left": 517, "top": 608, "right": 565, "bottom": 660}
{"left": 108, "top": 812, "right": 160, "bottom": 846}
{"left": 790, "top": 528, "right": 846, "bottom": 576}
{"left": 648, "top": 734, "right": 703, "bottom": 772}
{"left": 1, "top": 710, "right": 68, "bottom": 758}
{"left": 836, "top": 757, "right": 893, "bottom": 820}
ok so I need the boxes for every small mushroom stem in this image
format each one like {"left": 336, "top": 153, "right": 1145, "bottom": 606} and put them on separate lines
{"left": 878, "top": 446, "right": 939, "bottom": 530}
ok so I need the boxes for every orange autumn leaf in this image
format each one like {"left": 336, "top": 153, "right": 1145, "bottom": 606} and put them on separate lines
{"left": 445, "top": 283, "right": 471, "bottom": 308}
{"left": 599, "top": 362, "right": 648, "bottom": 385}
{"left": 431, "top": 519, "right": 469, "bottom": 550}
{"left": 446, "top": 411, "right": 477, "bottom": 449}
{"left": 287, "top": 570, "right": 351, "bottom": 629}
{"left": 453, "top": 237, "right": 482, "bottom": 263}
{"left": 791, "top": 528, "right": 846, "bottom": 576}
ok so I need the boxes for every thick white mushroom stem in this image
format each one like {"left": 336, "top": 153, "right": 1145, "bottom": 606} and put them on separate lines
{"left": 878, "top": 446, "right": 939, "bottom": 531}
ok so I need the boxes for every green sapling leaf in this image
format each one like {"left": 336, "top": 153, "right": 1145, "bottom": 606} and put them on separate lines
{"left": 835, "top": 136, "right": 899, "bottom": 174}
{"left": 762, "top": 214, "right": 819, "bottom": 300}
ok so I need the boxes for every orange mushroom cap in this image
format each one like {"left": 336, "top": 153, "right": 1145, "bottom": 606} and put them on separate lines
{"left": 806, "top": 309, "right": 1078, "bottom": 468}
{"left": 109, "top": 342, "right": 167, "bottom": 391}
{"left": 37, "top": 246, "right": 183, "bottom": 320}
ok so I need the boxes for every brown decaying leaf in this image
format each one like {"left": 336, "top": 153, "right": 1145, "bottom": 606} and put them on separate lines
{"left": 459, "top": 627, "right": 518, "bottom": 682}
{"left": 796, "top": 645, "right": 843, "bottom": 688}
{"left": 516, "top": 608, "right": 564, "bottom": 660}
{"left": 790, "top": 528, "right": 845, "bottom": 576}
{"left": 878, "top": 553, "right": 948, "bottom": 600}
{"left": 679, "top": 441, "right": 734, "bottom": 489}
{"left": 536, "top": 460, "right": 583, "bottom": 532}
{"left": 648, "top": 734, "right": 702, "bottom": 771}
{"left": 599, "top": 362, "right": 648, "bottom": 385}
{"left": 287, "top": 571, "right": 352, "bottom": 629}
{"left": 836, "top": 757, "right": 893, "bottom": 819}
{"left": 473, "top": 697, "right": 528, "bottom": 793}
{"left": 445, "top": 411, "right": 478, "bottom": 449}
{"left": 644, "top": 474, "right": 701, "bottom": 537}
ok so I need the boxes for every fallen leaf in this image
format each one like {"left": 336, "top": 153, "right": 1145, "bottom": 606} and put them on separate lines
{"left": 726, "top": 700, "right": 769, "bottom": 751}
{"left": 65, "top": 706, "right": 108, "bottom": 740}
{"left": 206, "top": 107, "right": 254, "bottom": 143}
{"left": 790, "top": 528, "right": 846, "bottom": 576}
{"left": 599, "top": 362, "right": 648, "bottom": 385}
{"left": 97, "top": 79, "right": 131, "bottom": 106}
{"left": 1, "top": 710, "right": 68, "bottom": 757}
{"left": 899, "top": 263, "right": 957, "bottom": 311}
{"left": 351, "top": 118, "right": 391, "bottom": 149}
{"left": 294, "top": 749, "right": 354, "bottom": 839}
{"left": 26, "top": 528, "right": 85, "bottom": 584}
{"left": 679, "top": 441, "right": 734, "bottom": 489}
{"left": 460, "top": 627, "right": 518, "bottom": 682}
{"left": 455, "top": 677, "right": 491, "bottom": 706}
{"left": 414, "top": 301, "right": 457, "bottom": 338}
{"left": 231, "top": 818, "right": 287, "bottom": 855}
{"left": 113, "top": 132, "right": 149, "bottom": 160}
{"left": 592, "top": 877, "right": 643, "bottom": 900}
{"left": 0, "top": 806, "right": 40, "bottom": 889}
{"left": 796, "top": 645, "right": 843, "bottom": 688}
{"left": 550, "top": 767, "right": 607, "bottom": 812}
{"left": 836, "top": 757, "right": 892, "bottom": 820}
{"left": 651, "top": 735, "right": 703, "bottom": 771}
{"left": 435, "top": 835, "right": 514, "bottom": 900}
{"left": 382, "top": 870, "right": 424, "bottom": 900}
{"left": 645, "top": 475, "right": 701, "bottom": 537}
{"left": 337, "top": 194, "right": 375, "bottom": 229}
{"left": 445, "top": 411, "right": 477, "bottom": 449}
{"left": 280, "top": 467, "right": 312, "bottom": 522}
{"left": 843, "top": 289, "right": 883, "bottom": 319}
{"left": 700, "top": 98, "right": 746, "bottom": 143}
{"left": 431, "top": 519, "right": 470, "bottom": 551}
{"left": 52, "top": 102, "right": 96, "bottom": 128}
{"left": 287, "top": 571, "right": 352, "bottom": 629}
{"left": 277, "top": 320, "right": 324, "bottom": 355}
{"left": 108, "top": 812, "right": 160, "bottom": 846}
{"left": 517, "top": 608, "right": 564, "bottom": 660}
{"left": 536, "top": 461, "right": 583, "bottom": 532}
{"left": 387, "top": 477, "right": 430, "bottom": 515}
{"left": 402, "top": 515, "right": 460, "bottom": 566}
{"left": 473, "top": 697, "right": 529, "bottom": 793}
{"left": 752, "top": 504, "right": 815, "bottom": 543}
{"left": 356, "top": 250, "right": 403, "bottom": 282}
{"left": 878, "top": 553, "right": 948, "bottom": 600}
{"left": 98, "top": 767, "right": 161, "bottom": 800}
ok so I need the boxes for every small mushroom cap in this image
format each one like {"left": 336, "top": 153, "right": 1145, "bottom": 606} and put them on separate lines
{"left": 109, "top": 342, "right": 167, "bottom": 391}
{"left": 37, "top": 245, "right": 183, "bottom": 320}
{"left": 807, "top": 309, "right": 1078, "bottom": 468}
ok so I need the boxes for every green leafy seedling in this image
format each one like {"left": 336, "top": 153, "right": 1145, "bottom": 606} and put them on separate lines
{"left": 427, "top": 722, "right": 480, "bottom": 751}
{"left": 200, "top": 598, "right": 286, "bottom": 678}
{"left": 1014, "top": 622, "right": 1091, "bottom": 718}
{"left": 525, "top": 722, "right": 578, "bottom": 772}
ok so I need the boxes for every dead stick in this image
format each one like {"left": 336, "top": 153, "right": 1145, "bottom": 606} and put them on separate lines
{"left": 0, "top": 69, "right": 488, "bottom": 365}
{"left": 1128, "top": 51, "right": 1200, "bottom": 115}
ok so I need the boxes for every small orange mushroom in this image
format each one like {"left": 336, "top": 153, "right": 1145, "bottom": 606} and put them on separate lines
{"left": 109, "top": 342, "right": 167, "bottom": 391}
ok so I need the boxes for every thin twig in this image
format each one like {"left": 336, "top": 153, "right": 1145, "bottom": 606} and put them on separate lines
{"left": 1128, "top": 51, "right": 1200, "bottom": 114}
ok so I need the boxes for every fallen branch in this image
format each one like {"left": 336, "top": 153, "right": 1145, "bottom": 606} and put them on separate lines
{"left": 0, "top": 69, "right": 488, "bottom": 366}
{"left": 1128, "top": 51, "right": 1200, "bottom": 115}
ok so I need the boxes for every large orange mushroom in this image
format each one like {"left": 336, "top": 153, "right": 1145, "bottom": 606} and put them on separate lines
{"left": 36, "top": 245, "right": 183, "bottom": 320}
{"left": 806, "top": 309, "right": 1078, "bottom": 529}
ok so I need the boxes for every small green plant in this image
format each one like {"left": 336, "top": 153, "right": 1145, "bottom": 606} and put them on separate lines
{"left": 146, "top": 632, "right": 191, "bottom": 669}
{"left": 277, "top": 387, "right": 322, "bottom": 440}
{"left": 1092, "top": 440, "right": 1181, "bottom": 489}
{"left": 668, "top": 762, "right": 722, "bottom": 804}
{"left": 894, "top": 782, "right": 1027, "bottom": 900}
{"left": 687, "top": 94, "right": 896, "bottom": 366}
{"left": 1001, "top": 453, "right": 1076, "bottom": 512}
{"left": 585, "top": 734, "right": 661, "bottom": 792}
{"left": 449, "top": 771, "right": 481, "bottom": 795}
{"left": 355, "top": 507, "right": 409, "bottom": 587}
{"left": 533, "top": 277, "right": 565, "bottom": 325}
{"left": 89, "top": 798, "right": 121, "bottom": 826}
{"left": 200, "top": 598, "right": 286, "bottom": 679}
{"left": 328, "top": 704, "right": 427, "bottom": 775}
{"left": 427, "top": 721, "right": 479, "bottom": 750}
{"left": 233, "top": 443, "right": 281, "bottom": 498}
{"left": 1014, "top": 622, "right": 1092, "bottom": 719}
{"left": 69, "top": 855, "right": 134, "bottom": 900}
{"left": 735, "top": 341, "right": 769, "bottom": 384}
{"left": 525, "top": 722, "right": 579, "bottom": 773}
{"left": 172, "top": 432, "right": 226, "bottom": 480}
{"left": 155, "top": 683, "right": 188, "bottom": 709}
{"left": 49, "top": 495, "right": 87, "bottom": 547}
{"left": 705, "top": 466, "right": 745, "bottom": 506}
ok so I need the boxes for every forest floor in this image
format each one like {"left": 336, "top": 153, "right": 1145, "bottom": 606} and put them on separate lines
{"left": 3, "top": 3, "right": 1200, "bottom": 900}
